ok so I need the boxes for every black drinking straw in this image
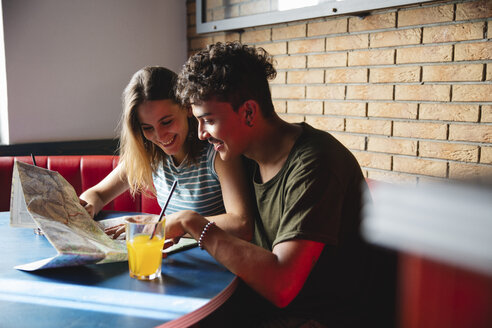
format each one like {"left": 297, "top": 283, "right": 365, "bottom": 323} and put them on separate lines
{"left": 150, "top": 180, "right": 177, "bottom": 239}
{"left": 30, "top": 154, "right": 44, "bottom": 235}
{"left": 31, "top": 154, "right": 37, "bottom": 166}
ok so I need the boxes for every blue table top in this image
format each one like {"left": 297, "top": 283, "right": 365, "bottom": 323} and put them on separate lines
{"left": 0, "top": 211, "right": 236, "bottom": 328}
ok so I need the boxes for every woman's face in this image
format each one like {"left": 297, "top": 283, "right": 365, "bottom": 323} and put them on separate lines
{"left": 137, "top": 99, "right": 191, "bottom": 164}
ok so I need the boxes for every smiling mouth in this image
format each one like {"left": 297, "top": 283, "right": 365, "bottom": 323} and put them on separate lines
{"left": 208, "top": 138, "right": 224, "bottom": 150}
{"left": 160, "top": 135, "right": 176, "bottom": 147}
{"left": 208, "top": 138, "right": 222, "bottom": 145}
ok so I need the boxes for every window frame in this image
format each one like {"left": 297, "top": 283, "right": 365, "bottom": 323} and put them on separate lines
{"left": 196, "top": 0, "right": 434, "bottom": 34}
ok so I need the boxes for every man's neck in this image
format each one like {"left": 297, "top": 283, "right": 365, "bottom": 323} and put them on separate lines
{"left": 246, "top": 116, "right": 302, "bottom": 183}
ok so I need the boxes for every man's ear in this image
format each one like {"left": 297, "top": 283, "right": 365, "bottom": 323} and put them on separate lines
{"left": 187, "top": 106, "right": 193, "bottom": 118}
{"left": 240, "top": 100, "right": 259, "bottom": 127}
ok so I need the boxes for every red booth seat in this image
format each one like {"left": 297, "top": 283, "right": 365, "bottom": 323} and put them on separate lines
{"left": 0, "top": 155, "right": 161, "bottom": 214}
{"left": 400, "top": 253, "right": 492, "bottom": 328}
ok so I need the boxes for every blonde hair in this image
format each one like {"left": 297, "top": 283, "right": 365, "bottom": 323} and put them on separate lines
{"left": 118, "top": 66, "right": 203, "bottom": 197}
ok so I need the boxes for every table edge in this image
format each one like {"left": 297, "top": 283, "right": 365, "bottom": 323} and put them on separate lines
{"left": 154, "top": 276, "right": 239, "bottom": 328}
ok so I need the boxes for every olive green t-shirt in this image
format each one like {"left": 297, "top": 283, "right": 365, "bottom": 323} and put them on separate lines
{"left": 251, "top": 123, "right": 371, "bottom": 326}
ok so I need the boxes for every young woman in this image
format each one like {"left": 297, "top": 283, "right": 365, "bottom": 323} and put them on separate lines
{"left": 79, "top": 66, "right": 253, "bottom": 241}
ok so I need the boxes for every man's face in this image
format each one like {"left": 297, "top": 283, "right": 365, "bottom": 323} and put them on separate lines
{"left": 192, "top": 100, "right": 247, "bottom": 161}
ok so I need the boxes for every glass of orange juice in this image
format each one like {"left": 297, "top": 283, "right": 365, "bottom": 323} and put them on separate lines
{"left": 125, "top": 216, "right": 165, "bottom": 280}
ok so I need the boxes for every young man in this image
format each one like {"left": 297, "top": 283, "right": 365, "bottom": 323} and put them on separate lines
{"left": 166, "top": 41, "right": 378, "bottom": 327}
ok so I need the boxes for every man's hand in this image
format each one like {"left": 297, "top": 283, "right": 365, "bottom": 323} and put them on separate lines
{"left": 164, "top": 210, "right": 205, "bottom": 242}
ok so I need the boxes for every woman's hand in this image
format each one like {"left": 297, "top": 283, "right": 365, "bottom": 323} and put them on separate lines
{"left": 79, "top": 198, "right": 95, "bottom": 219}
{"left": 103, "top": 214, "right": 158, "bottom": 240}
{"left": 104, "top": 223, "right": 126, "bottom": 240}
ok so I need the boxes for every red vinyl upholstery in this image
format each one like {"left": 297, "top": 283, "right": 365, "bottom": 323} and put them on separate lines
{"left": 0, "top": 155, "right": 161, "bottom": 214}
{"left": 0, "top": 156, "right": 376, "bottom": 215}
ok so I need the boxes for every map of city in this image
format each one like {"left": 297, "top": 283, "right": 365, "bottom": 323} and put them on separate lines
{"left": 10, "top": 161, "right": 127, "bottom": 271}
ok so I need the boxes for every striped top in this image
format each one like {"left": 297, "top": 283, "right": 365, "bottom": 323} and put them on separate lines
{"left": 152, "top": 143, "right": 225, "bottom": 216}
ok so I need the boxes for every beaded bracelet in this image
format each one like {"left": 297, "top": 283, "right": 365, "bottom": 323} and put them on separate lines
{"left": 198, "top": 221, "right": 216, "bottom": 250}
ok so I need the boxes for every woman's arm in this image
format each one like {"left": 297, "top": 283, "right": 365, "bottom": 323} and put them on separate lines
{"left": 79, "top": 165, "right": 130, "bottom": 219}
{"left": 211, "top": 155, "right": 255, "bottom": 241}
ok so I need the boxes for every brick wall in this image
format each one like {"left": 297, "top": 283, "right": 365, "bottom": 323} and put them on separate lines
{"left": 186, "top": 0, "right": 492, "bottom": 184}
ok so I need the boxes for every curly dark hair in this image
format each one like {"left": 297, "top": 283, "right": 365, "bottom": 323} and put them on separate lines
{"left": 176, "top": 41, "right": 277, "bottom": 117}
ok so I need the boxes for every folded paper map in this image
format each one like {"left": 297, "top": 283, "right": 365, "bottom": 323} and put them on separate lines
{"left": 10, "top": 161, "right": 127, "bottom": 271}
